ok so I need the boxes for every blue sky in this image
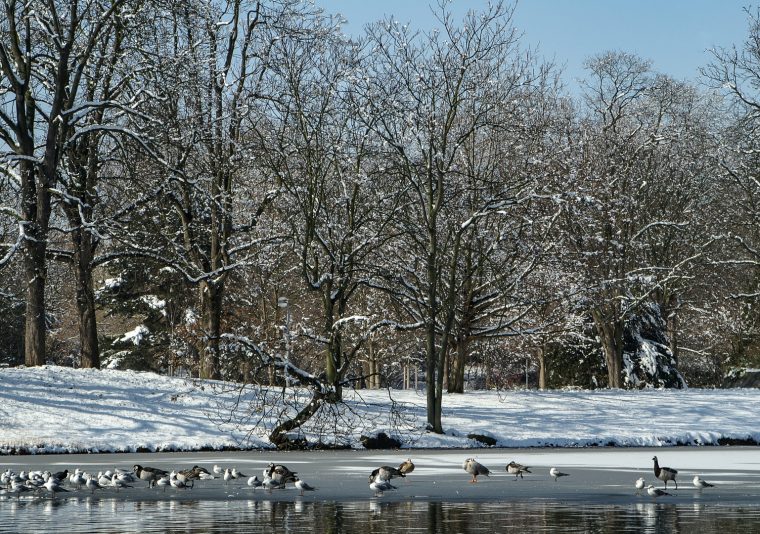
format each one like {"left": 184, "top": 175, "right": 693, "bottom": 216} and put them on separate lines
{"left": 314, "top": 1, "right": 750, "bottom": 91}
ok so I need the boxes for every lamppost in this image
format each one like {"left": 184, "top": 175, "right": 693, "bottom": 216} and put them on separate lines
{"left": 277, "top": 297, "right": 290, "bottom": 386}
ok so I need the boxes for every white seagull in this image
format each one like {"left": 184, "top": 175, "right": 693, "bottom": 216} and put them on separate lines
{"left": 549, "top": 467, "right": 569, "bottom": 482}
{"left": 247, "top": 475, "right": 262, "bottom": 490}
{"left": 294, "top": 477, "right": 316, "bottom": 496}
{"left": 646, "top": 484, "right": 671, "bottom": 499}
{"left": 693, "top": 475, "right": 715, "bottom": 490}
{"left": 635, "top": 477, "right": 646, "bottom": 495}
{"left": 213, "top": 465, "right": 223, "bottom": 475}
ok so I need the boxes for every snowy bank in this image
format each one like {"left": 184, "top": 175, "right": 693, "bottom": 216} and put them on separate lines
{"left": 0, "top": 366, "right": 759, "bottom": 454}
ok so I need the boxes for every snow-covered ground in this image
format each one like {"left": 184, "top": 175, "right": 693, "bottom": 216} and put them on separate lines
{"left": 1, "top": 365, "right": 759, "bottom": 454}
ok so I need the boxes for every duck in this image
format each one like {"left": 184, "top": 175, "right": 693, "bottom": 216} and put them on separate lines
{"left": 463, "top": 458, "right": 490, "bottom": 483}
{"left": 294, "top": 476, "right": 316, "bottom": 496}
{"left": 652, "top": 456, "right": 678, "bottom": 489}
{"left": 549, "top": 467, "right": 569, "bottom": 482}
{"left": 693, "top": 475, "right": 714, "bottom": 489}
{"left": 399, "top": 459, "right": 415, "bottom": 476}
{"left": 268, "top": 463, "right": 297, "bottom": 485}
{"left": 506, "top": 461, "right": 531, "bottom": 480}
{"left": 368, "top": 466, "right": 405, "bottom": 483}
{"left": 635, "top": 477, "right": 646, "bottom": 495}
{"left": 370, "top": 478, "right": 396, "bottom": 496}
{"left": 133, "top": 464, "right": 169, "bottom": 488}
{"left": 647, "top": 484, "right": 671, "bottom": 499}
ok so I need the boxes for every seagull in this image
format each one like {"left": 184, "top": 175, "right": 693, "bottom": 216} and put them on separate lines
{"left": 294, "top": 477, "right": 316, "bottom": 496}
{"left": 8, "top": 481, "right": 32, "bottom": 499}
{"left": 647, "top": 484, "right": 671, "bottom": 499}
{"left": 370, "top": 478, "right": 396, "bottom": 496}
{"left": 247, "top": 475, "right": 262, "bottom": 490}
{"left": 223, "top": 468, "right": 233, "bottom": 485}
{"left": 693, "top": 475, "right": 714, "bottom": 490}
{"left": 368, "top": 466, "right": 404, "bottom": 483}
{"left": 85, "top": 475, "right": 104, "bottom": 494}
{"left": 42, "top": 477, "right": 69, "bottom": 498}
{"left": 399, "top": 459, "right": 415, "bottom": 476}
{"left": 69, "top": 469, "right": 86, "bottom": 488}
{"left": 155, "top": 476, "right": 170, "bottom": 492}
{"left": 635, "top": 477, "right": 646, "bottom": 495}
{"left": 549, "top": 467, "right": 569, "bottom": 482}
{"left": 652, "top": 456, "right": 678, "bottom": 489}
{"left": 97, "top": 472, "right": 112, "bottom": 487}
{"left": 231, "top": 468, "right": 247, "bottom": 480}
{"left": 170, "top": 473, "right": 189, "bottom": 490}
{"left": 111, "top": 473, "right": 133, "bottom": 492}
{"left": 262, "top": 475, "right": 284, "bottom": 493}
{"left": 133, "top": 465, "right": 169, "bottom": 488}
{"left": 463, "top": 458, "right": 490, "bottom": 483}
{"left": 506, "top": 461, "right": 531, "bottom": 480}
{"left": 213, "top": 465, "right": 223, "bottom": 475}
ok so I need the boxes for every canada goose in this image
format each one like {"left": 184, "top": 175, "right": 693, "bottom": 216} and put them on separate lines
{"left": 463, "top": 458, "right": 490, "bottom": 483}
{"left": 652, "top": 456, "right": 678, "bottom": 489}
{"left": 506, "top": 461, "right": 531, "bottom": 480}
{"left": 368, "top": 466, "right": 405, "bottom": 483}
{"left": 267, "top": 463, "right": 298, "bottom": 484}
{"left": 133, "top": 464, "right": 169, "bottom": 488}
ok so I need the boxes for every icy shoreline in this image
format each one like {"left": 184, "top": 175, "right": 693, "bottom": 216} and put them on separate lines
{"left": 1, "top": 366, "right": 759, "bottom": 455}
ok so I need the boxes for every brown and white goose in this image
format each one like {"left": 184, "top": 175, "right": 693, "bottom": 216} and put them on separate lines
{"left": 399, "top": 459, "right": 415, "bottom": 476}
{"left": 652, "top": 456, "right": 678, "bottom": 489}
{"left": 463, "top": 458, "right": 490, "bottom": 483}
{"left": 506, "top": 461, "right": 532, "bottom": 480}
{"left": 368, "top": 466, "right": 405, "bottom": 483}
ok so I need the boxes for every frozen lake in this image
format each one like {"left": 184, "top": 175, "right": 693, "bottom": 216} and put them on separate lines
{"left": 1, "top": 448, "right": 760, "bottom": 532}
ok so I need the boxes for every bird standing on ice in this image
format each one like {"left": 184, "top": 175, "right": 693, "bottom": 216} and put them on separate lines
{"left": 294, "top": 477, "right": 316, "bottom": 496}
{"left": 693, "top": 475, "right": 714, "bottom": 490}
{"left": 647, "top": 484, "right": 671, "bottom": 499}
{"left": 399, "top": 459, "right": 415, "bottom": 476}
{"left": 463, "top": 458, "right": 490, "bottom": 483}
{"left": 635, "top": 477, "right": 646, "bottom": 495}
{"left": 506, "top": 461, "right": 531, "bottom": 480}
{"left": 652, "top": 456, "right": 678, "bottom": 489}
{"left": 549, "top": 467, "right": 569, "bottom": 482}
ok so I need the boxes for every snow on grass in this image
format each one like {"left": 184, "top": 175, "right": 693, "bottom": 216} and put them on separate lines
{"left": 0, "top": 365, "right": 759, "bottom": 454}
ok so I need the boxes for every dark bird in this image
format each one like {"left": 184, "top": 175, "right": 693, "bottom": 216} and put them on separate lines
{"left": 267, "top": 463, "right": 298, "bottom": 485}
{"left": 133, "top": 464, "right": 169, "bottom": 488}
{"left": 652, "top": 456, "right": 678, "bottom": 489}
{"left": 368, "top": 466, "right": 405, "bottom": 484}
{"left": 506, "top": 461, "right": 531, "bottom": 480}
{"left": 463, "top": 458, "right": 490, "bottom": 483}
{"left": 399, "top": 459, "right": 415, "bottom": 476}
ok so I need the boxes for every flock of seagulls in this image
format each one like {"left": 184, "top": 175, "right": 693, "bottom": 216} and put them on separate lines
{"left": 0, "top": 454, "right": 717, "bottom": 501}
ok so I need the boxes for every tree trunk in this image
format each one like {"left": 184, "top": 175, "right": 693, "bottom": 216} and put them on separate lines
{"left": 592, "top": 308, "right": 624, "bottom": 388}
{"left": 448, "top": 337, "right": 467, "bottom": 393}
{"left": 23, "top": 240, "right": 47, "bottom": 367}
{"left": 200, "top": 281, "right": 223, "bottom": 379}
{"left": 538, "top": 345, "right": 547, "bottom": 390}
{"left": 74, "top": 231, "right": 100, "bottom": 368}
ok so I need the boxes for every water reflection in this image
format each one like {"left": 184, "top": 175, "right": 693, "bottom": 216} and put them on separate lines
{"left": 0, "top": 499, "right": 759, "bottom": 533}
